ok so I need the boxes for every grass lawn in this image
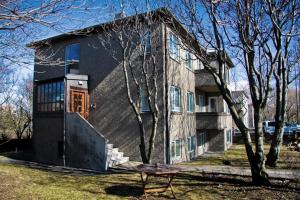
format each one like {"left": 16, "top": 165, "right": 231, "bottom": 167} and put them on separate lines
{"left": 0, "top": 162, "right": 299, "bottom": 200}
{"left": 182, "top": 143, "right": 300, "bottom": 170}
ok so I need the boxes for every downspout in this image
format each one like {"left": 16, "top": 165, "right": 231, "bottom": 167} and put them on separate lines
{"left": 164, "top": 23, "right": 170, "bottom": 164}
{"left": 63, "top": 77, "right": 67, "bottom": 167}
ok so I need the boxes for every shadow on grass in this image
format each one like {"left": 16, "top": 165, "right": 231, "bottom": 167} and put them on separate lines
{"left": 104, "top": 185, "right": 143, "bottom": 197}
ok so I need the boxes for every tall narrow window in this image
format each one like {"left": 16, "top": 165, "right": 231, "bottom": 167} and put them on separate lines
{"left": 171, "top": 138, "right": 181, "bottom": 159}
{"left": 142, "top": 31, "right": 151, "bottom": 53}
{"left": 169, "top": 33, "right": 179, "bottom": 61}
{"left": 185, "top": 51, "right": 192, "bottom": 70}
{"left": 208, "top": 97, "right": 218, "bottom": 112}
{"left": 171, "top": 86, "right": 181, "bottom": 112}
{"left": 140, "top": 87, "right": 150, "bottom": 112}
{"left": 187, "top": 92, "right": 194, "bottom": 113}
{"left": 198, "top": 95, "right": 205, "bottom": 112}
{"left": 197, "top": 133, "right": 206, "bottom": 147}
{"left": 65, "top": 43, "right": 80, "bottom": 74}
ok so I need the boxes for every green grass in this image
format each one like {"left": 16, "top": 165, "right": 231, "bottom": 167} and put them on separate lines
{"left": 0, "top": 162, "right": 299, "bottom": 200}
{"left": 181, "top": 144, "right": 300, "bottom": 170}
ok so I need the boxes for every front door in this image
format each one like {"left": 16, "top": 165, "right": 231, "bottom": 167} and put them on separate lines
{"left": 70, "top": 89, "right": 89, "bottom": 118}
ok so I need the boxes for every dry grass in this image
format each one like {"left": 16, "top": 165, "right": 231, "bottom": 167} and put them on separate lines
{"left": 182, "top": 144, "right": 300, "bottom": 170}
{"left": 0, "top": 162, "right": 299, "bottom": 200}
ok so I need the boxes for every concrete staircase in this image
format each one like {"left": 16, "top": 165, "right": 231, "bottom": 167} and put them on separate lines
{"left": 106, "top": 143, "right": 129, "bottom": 167}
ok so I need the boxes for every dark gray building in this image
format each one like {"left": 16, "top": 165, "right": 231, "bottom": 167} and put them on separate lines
{"left": 29, "top": 8, "right": 234, "bottom": 171}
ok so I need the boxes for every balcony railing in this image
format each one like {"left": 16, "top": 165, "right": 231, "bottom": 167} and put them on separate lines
{"left": 196, "top": 112, "right": 232, "bottom": 130}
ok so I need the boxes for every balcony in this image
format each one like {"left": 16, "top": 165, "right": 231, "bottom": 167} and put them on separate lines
{"left": 196, "top": 112, "right": 232, "bottom": 130}
{"left": 195, "top": 69, "right": 219, "bottom": 92}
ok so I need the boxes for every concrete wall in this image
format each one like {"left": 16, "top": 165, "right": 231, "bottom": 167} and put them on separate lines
{"left": 66, "top": 112, "right": 107, "bottom": 171}
{"left": 32, "top": 114, "right": 64, "bottom": 165}
{"left": 165, "top": 25, "right": 197, "bottom": 163}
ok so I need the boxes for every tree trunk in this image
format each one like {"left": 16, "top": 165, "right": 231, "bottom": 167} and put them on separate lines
{"left": 251, "top": 109, "right": 270, "bottom": 185}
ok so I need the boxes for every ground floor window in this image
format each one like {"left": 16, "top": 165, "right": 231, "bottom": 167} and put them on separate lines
{"left": 226, "top": 130, "right": 232, "bottom": 143}
{"left": 197, "top": 133, "right": 206, "bottom": 147}
{"left": 171, "top": 138, "right": 181, "bottom": 159}
{"left": 188, "top": 135, "right": 196, "bottom": 159}
{"left": 37, "top": 80, "right": 64, "bottom": 112}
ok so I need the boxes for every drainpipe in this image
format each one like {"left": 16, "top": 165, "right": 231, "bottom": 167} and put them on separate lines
{"left": 164, "top": 23, "right": 170, "bottom": 164}
{"left": 63, "top": 77, "right": 67, "bottom": 167}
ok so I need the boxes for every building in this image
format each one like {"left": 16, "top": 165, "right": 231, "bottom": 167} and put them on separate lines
{"left": 28, "top": 8, "right": 234, "bottom": 171}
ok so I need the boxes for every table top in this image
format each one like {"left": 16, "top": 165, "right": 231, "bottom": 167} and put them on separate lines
{"left": 135, "top": 163, "right": 180, "bottom": 175}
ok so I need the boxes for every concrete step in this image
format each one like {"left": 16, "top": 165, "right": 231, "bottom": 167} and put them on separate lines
{"left": 106, "top": 143, "right": 113, "bottom": 149}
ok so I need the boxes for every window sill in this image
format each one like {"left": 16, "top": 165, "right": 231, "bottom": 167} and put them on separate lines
{"left": 187, "top": 111, "right": 195, "bottom": 114}
{"left": 140, "top": 111, "right": 151, "bottom": 114}
{"left": 169, "top": 55, "right": 180, "bottom": 63}
{"left": 171, "top": 111, "right": 182, "bottom": 115}
{"left": 185, "top": 66, "right": 194, "bottom": 72}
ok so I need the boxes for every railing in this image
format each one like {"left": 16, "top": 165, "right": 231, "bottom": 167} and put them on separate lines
{"left": 196, "top": 112, "right": 232, "bottom": 130}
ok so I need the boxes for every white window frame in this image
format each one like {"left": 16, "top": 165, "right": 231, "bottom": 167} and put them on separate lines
{"left": 199, "top": 95, "right": 205, "bottom": 112}
{"left": 171, "top": 138, "right": 182, "bottom": 159}
{"left": 187, "top": 91, "right": 194, "bottom": 113}
{"left": 171, "top": 86, "right": 181, "bottom": 112}
{"left": 196, "top": 59, "right": 204, "bottom": 70}
{"left": 208, "top": 96, "right": 218, "bottom": 112}
{"left": 185, "top": 50, "right": 193, "bottom": 70}
{"left": 169, "top": 32, "right": 179, "bottom": 61}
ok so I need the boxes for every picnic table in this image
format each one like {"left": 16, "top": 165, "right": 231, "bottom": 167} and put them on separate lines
{"left": 136, "top": 163, "right": 179, "bottom": 199}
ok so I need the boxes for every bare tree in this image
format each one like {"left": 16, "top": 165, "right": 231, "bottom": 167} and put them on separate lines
{"left": 96, "top": 4, "right": 161, "bottom": 163}
{"left": 6, "top": 75, "right": 33, "bottom": 141}
{"left": 164, "top": 0, "right": 282, "bottom": 184}
{"left": 264, "top": 0, "right": 300, "bottom": 167}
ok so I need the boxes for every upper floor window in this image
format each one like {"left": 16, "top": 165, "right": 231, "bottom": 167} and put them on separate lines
{"left": 65, "top": 43, "right": 80, "bottom": 74}
{"left": 185, "top": 51, "right": 193, "bottom": 70}
{"left": 187, "top": 91, "right": 194, "bottom": 113}
{"left": 208, "top": 96, "right": 218, "bottom": 112}
{"left": 37, "top": 81, "right": 64, "bottom": 112}
{"left": 170, "top": 86, "right": 181, "bottom": 112}
{"left": 196, "top": 59, "right": 204, "bottom": 70}
{"left": 140, "top": 87, "right": 150, "bottom": 112}
{"left": 169, "top": 33, "right": 179, "bottom": 61}
{"left": 224, "top": 69, "right": 230, "bottom": 84}
{"left": 141, "top": 31, "right": 151, "bottom": 53}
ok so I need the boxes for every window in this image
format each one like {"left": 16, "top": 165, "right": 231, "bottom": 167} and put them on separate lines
{"left": 197, "top": 59, "right": 204, "bottom": 70}
{"left": 169, "top": 33, "right": 179, "bottom": 61}
{"left": 226, "top": 130, "right": 232, "bottom": 143}
{"left": 171, "top": 86, "right": 181, "bottom": 112}
{"left": 37, "top": 81, "right": 64, "bottom": 112}
{"left": 197, "top": 133, "right": 206, "bottom": 147}
{"left": 188, "top": 135, "right": 196, "bottom": 159}
{"left": 196, "top": 95, "right": 205, "bottom": 112}
{"left": 142, "top": 31, "right": 151, "bottom": 53}
{"left": 171, "top": 139, "right": 181, "bottom": 158}
{"left": 185, "top": 51, "right": 192, "bottom": 70}
{"left": 208, "top": 97, "right": 218, "bottom": 112}
{"left": 171, "top": 139, "right": 181, "bottom": 159}
{"left": 140, "top": 87, "right": 150, "bottom": 112}
{"left": 65, "top": 43, "right": 80, "bottom": 74}
{"left": 224, "top": 69, "right": 230, "bottom": 84}
{"left": 187, "top": 92, "right": 194, "bottom": 113}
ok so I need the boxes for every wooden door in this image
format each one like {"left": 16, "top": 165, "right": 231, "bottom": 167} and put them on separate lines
{"left": 70, "top": 89, "right": 89, "bottom": 118}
